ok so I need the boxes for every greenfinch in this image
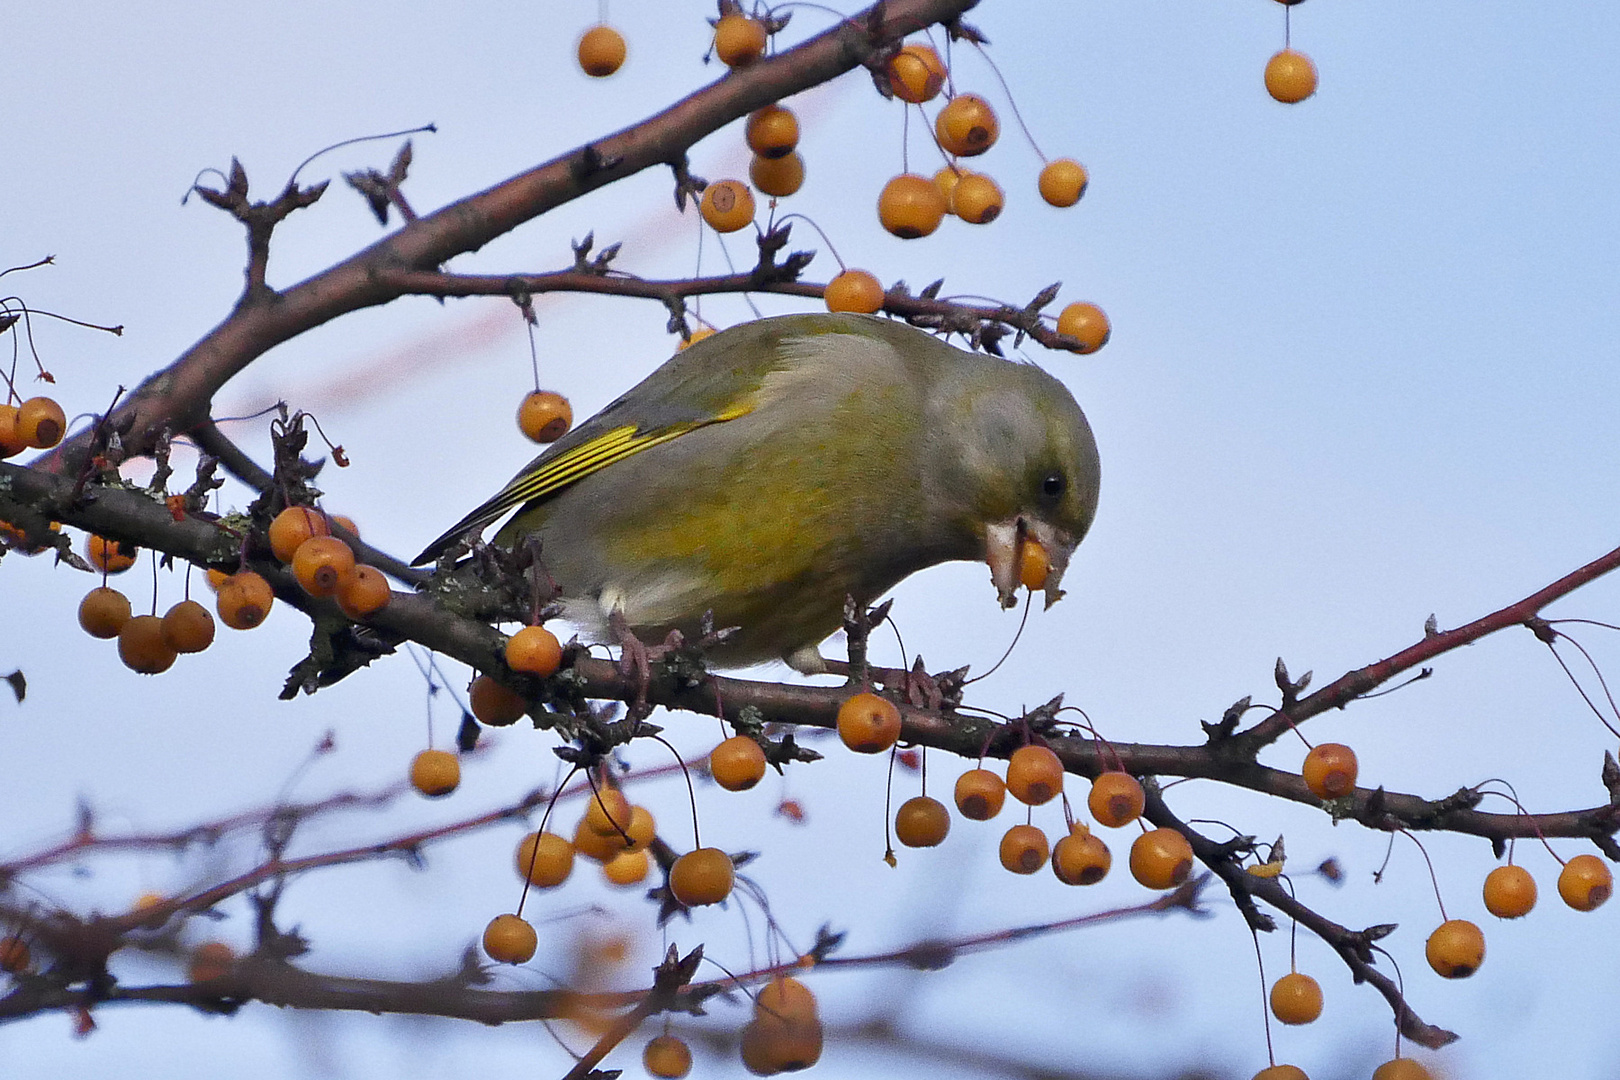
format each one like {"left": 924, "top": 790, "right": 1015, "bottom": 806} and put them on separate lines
{"left": 415, "top": 313, "right": 1100, "bottom": 672}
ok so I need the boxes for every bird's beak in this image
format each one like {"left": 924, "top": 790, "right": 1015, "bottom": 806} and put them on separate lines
{"left": 985, "top": 516, "right": 1074, "bottom": 611}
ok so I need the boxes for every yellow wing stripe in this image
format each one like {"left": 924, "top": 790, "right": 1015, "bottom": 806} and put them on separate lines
{"left": 413, "top": 399, "right": 754, "bottom": 563}
{"left": 477, "top": 401, "right": 755, "bottom": 523}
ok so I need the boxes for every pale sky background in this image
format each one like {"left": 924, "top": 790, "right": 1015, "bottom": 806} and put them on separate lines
{"left": 5, "top": 3, "right": 1620, "bottom": 1079}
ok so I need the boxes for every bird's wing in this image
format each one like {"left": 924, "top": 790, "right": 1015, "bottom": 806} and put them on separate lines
{"left": 411, "top": 400, "right": 754, "bottom": 565}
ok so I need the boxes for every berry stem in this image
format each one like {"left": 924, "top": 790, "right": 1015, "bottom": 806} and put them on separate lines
{"left": 648, "top": 734, "right": 701, "bottom": 849}
{"left": 770, "top": 214, "right": 847, "bottom": 271}
{"left": 966, "top": 40, "right": 1046, "bottom": 162}
{"left": 1399, "top": 829, "right": 1450, "bottom": 921}
{"left": 516, "top": 765, "right": 578, "bottom": 919}
{"left": 1541, "top": 630, "right": 1620, "bottom": 738}
{"left": 1249, "top": 925, "right": 1277, "bottom": 1066}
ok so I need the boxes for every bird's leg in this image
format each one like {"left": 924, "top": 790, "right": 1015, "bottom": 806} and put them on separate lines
{"left": 608, "top": 610, "right": 657, "bottom": 720}
{"left": 607, "top": 613, "right": 696, "bottom": 720}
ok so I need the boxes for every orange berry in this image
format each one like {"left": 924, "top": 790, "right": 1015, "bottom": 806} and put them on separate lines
{"left": 573, "top": 816, "right": 624, "bottom": 863}
{"left": 749, "top": 151, "right": 805, "bottom": 198}
{"left": 669, "top": 847, "right": 735, "bottom": 906}
{"left": 1425, "top": 919, "right": 1485, "bottom": 978}
{"left": 837, "top": 691, "right": 902, "bottom": 754}
{"left": 1252, "top": 1067, "right": 1310, "bottom": 1080}
{"left": 329, "top": 515, "right": 360, "bottom": 539}
{"left": 0, "top": 404, "right": 25, "bottom": 457}
{"left": 131, "top": 892, "right": 168, "bottom": 923}
{"left": 0, "top": 516, "right": 58, "bottom": 554}
{"left": 205, "top": 568, "right": 230, "bottom": 592}
{"left": 618, "top": 806, "right": 657, "bottom": 853}
{"left": 161, "top": 599, "right": 215, "bottom": 654}
{"left": 1269, "top": 971, "right": 1323, "bottom": 1025}
{"left": 268, "top": 506, "right": 328, "bottom": 563}
{"left": 1006, "top": 744, "right": 1063, "bottom": 805}
{"left": 951, "top": 172, "right": 1003, "bottom": 224}
{"left": 1371, "top": 1059, "right": 1434, "bottom": 1080}
{"left": 581, "top": 798, "right": 653, "bottom": 856}
{"left": 577, "top": 24, "right": 626, "bottom": 77}
{"left": 932, "top": 166, "right": 963, "bottom": 214}
{"left": 700, "top": 179, "right": 756, "bottom": 233}
{"left": 1482, "top": 864, "right": 1537, "bottom": 919}
{"left": 1038, "top": 158, "right": 1089, "bottom": 207}
{"left": 887, "top": 42, "right": 947, "bottom": 103}
{"left": 291, "top": 535, "right": 357, "bottom": 597}
{"left": 1558, "top": 853, "right": 1613, "bottom": 911}
{"left": 0, "top": 935, "right": 31, "bottom": 974}
{"left": 710, "top": 735, "right": 769, "bottom": 791}
{"left": 118, "top": 615, "right": 177, "bottom": 675}
{"left": 877, "top": 173, "right": 947, "bottom": 239}
{"left": 518, "top": 390, "right": 572, "bottom": 443}
{"left": 740, "top": 1014, "right": 823, "bottom": 1074}
{"left": 86, "top": 534, "right": 137, "bottom": 574}
{"left": 216, "top": 571, "right": 275, "bottom": 630}
{"left": 187, "top": 941, "right": 236, "bottom": 983}
{"left": 747, "top": 978, "right": 822, "bottom": 1072}
{"left": 410, "top": 748, "right": 460, "bottom": 797}
{"left": 335, "top": 564, "right": 391, "bottom": 619}
{"left": 934, "top": 93, "right": 999, "bottom": 157}
{"left": 680, "top": 325, "right": 717, "bottom": 350}
{"left": 643, "top": 1034, "right": 694, "bottom": 1079}
{"left": 1017, "top": 536, "right": 1051, "bottom": 590}
{"left": 16, "top": 396, "right": 67, "bottom": 449}
{"left": 953, "top": 768, "right": 1007, "bottom": 821}
{"left": 714, "top": 14, "right": 767, "bottom": 67}
{"left": 824, "top": 269, "right": 884, "bottom": 314}
{"left": 514, "top": 831, "right": 575, "bottom": 887}
{"left": 584, "top": 786, "right": 633, "bottom": 837}
{"left": 78, "top": 586, "right": 132, "bottom": 639}
{"left": 1088, "top": 771, "right": 1145, "bottom": 828}
{"left": 999, "top": 823, "right": 1050, "bottom": 874}
{"left": 1301, "top": 742, "right": 1358, "bottom": 800}
{"left": 1129, "top": 827, "right": 1195, "bottom": 889}
{"left": 746, "top": 105, "right": 799, "bottom": 158}
{"left": 482, "top": 913, "right": 537, "bottom": 964}
{"left": 1265, "top": 49, "right": 1318, "bottom": 104}
{"left": 756, "top": 976, "right": 818, "bottom": 1023}
{"left": 1056, "top": 302, "right": 1111, "bottom": 353}
{"left": 894, "top": 795, "right": 951, "bottom": 848}
{"left": 469, "top": 674, "right": 527, "bottom": 725}
{"left": 505, "top": 625, "right": 563, "bottom": 677}
{"left": 603, "top": 848, "right": 651, "bottom": 887}
{"left": 1052, "top": 827, "right": 1111, "bottom": 885}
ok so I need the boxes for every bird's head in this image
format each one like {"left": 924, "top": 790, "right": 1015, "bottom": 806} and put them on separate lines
{"left": 928, "top": 357, "right": 1100, "bottom": 610}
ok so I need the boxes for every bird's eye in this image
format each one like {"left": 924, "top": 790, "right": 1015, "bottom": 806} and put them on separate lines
{"left": 1041, "top": 472, "right": 1067, "bottom": 499}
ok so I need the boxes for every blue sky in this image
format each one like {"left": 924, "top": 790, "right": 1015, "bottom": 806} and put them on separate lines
{"left": 4, "top": 3, "right": 1620, "bottom": 1079}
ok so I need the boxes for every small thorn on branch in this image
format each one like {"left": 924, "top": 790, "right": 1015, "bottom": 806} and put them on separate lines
{"left": 1275, "top": 656, "right": 1311, "bottom": 706}
{"left": 344, "top": 141, "right": 419, "bottom": 225}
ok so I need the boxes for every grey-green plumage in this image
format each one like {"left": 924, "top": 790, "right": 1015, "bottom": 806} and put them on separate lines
{"left": 416, "top": 313, "right": 1100, "bottom": 671}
